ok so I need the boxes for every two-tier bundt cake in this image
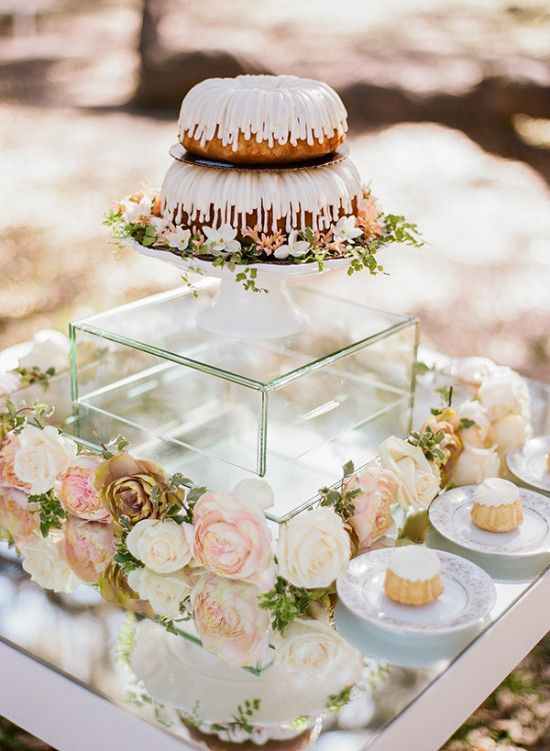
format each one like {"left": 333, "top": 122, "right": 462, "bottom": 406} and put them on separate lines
{"left": 160, "top": 73, "right": 363, "bottom": 241}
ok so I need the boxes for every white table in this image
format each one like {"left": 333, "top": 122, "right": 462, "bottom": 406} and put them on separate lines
{"left": 1, "top": 363, "right": 549, "bottom": 751}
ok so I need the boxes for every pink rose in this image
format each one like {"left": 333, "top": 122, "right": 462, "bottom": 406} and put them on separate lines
{"left": 0, "top": 434, "right": 31, "bottom": 492}
{"left": 0, "top": 488, "right": 38, "bottom": 546}
{"left": 62, "top": 517, "right": 114, "bottom": 583}
{"left": 56, "top": 455, "right": 109, "bottom": 522}
{"left": 193, "top": 492, "right": 275, "bottom": 591}
{"left": 345, "top": 463, "right": 398, "bottom": 550}
{"left": 192, "top": 573, "right": 271, "bottom": 668}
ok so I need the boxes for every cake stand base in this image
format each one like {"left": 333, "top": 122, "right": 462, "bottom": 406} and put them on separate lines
{"left": 196, "top": 273, "right": 306, "bottom": 339}
{"left": 128, "top": 240, "right": 348, "bottom": 339}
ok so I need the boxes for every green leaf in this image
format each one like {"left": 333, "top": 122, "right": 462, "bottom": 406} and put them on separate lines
{"left": 342, "top": 460, "right": 355, "bottom": 477}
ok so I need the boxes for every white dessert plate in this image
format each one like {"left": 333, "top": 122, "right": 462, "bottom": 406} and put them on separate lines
{"left": 336, "top": 549, "right": 495, "bottom": 635}
{"left": 506, "top": 436, "right": 550, "bottom": 494}
{"left": 429, "top": 485, "right": 550, "bottom": 558}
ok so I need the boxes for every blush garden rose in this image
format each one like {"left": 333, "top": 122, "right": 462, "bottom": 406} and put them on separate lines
{"left": 193, "top": 491, "right": 275, "bottom": 591}
{"left": 56, "top": 455, "right": 109, "bottom": 522}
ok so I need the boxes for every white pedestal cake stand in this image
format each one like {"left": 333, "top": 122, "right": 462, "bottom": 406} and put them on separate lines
{"left": 129, "top": 239, "right": 348, "bottom": 339}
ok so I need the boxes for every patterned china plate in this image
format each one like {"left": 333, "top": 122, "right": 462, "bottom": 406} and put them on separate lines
{"left": 429, "top": 486, "right": 550, "bottom": 558}
{"left": 506, "top": 436, "right": 550, "bottom": 494}
{"left": 336, "top": 549, "right": 495, "bottom": 635}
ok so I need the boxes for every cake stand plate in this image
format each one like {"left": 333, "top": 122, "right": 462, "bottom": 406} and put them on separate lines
{"left": 128, "top": 238, "right": 348, "bottom": 339}
{"left": 429, "top": 485, "right": 550, "bottom": 559}
{"left": 169, "top": 142, "right": 350, "bottom": 171}
{"left": 336, "top": 549, "right": 495, "bottom": 636}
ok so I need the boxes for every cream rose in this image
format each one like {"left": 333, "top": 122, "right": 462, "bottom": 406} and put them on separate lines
{"left": 490, "top": 413, "right": 532, "bottom": 452}
{"left": 191, "top": 573, "right": 271, "bottom": 668}
{"left": 450, "top": 445, "right": 501, "bottom": 486}
{"left": 457, "top": 400, "right": 492, "bottom": 449}
{"left": 20, "top": 532, "right": 81, "bottom": 593}
{"left": 379, "top": 436, "right": 441, "bottom": 510}
{"left": 193, "top": 491, "right": 275, "bottom": 591}
{"left": 14, "top": 425, "right": 77, "bottom": 494}
{"left": 478, "top": 368, "right": 530, "bottom": 420}
{"left": 126, "top": 518, "right": 193, "bottom": 573}
{"left": 275, "top": 618, "right": 347, "bottom": 681}
{"left": 277, "top": 507, "right": 350, "bottom": 589}
{"left": 127, "top": 568, "right": 190, "bottom": 619}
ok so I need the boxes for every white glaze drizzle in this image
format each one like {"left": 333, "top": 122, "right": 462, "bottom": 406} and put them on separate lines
{"left": 388, "top": 547, "right": 441, "bottom": 582}
{"left": 473, "top": 478, "right": 519, "bottom": 507}
{"left": 178, "top": 75, "right": 348, "bottom": 151}
{"left": 161, "top": 158, "right": 362, "bottom": 233}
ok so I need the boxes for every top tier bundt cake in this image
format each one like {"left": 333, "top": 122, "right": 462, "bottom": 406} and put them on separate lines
{"left": 177, "top": 74, "right": 348, "bottom": 165}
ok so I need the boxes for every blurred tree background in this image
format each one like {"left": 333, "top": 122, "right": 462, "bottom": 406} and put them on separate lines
{"left": 1, "top": 0, "right": 550, "bottom": 376}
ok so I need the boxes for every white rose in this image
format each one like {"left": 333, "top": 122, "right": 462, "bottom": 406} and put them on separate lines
{"left": 450, "top": 445, "right": 501, "bottom": 486}
{"left": 17, "top": 330, "right": 69, "bottom": 372}
{"left": 277, "top": 507, "right": 350, "bottom": 589}
{"left": 127, "top": 568, "right": 190, "bottom": 619}
{"left": 478, "top": 368, "right": 530, "bottom": 420}
{"left": 490, "top": 413, "right": 532, "bottom": 452}
{"left": 14, "top": 425, "right": 77, "bottom": 494}
{"left": 457, "top": 399, "right": 492, "bottom": 448}
{"left": 20, "top": 533, "right": 81, "bottom": 593}
{"left": 126, "top": 519, "right": 193, "bottom": 573}
{"left": 379, "top": 436, "right": 441, "bottom": 510}
{"left": 275, "top": 618, "right": 346, "bottom": 681}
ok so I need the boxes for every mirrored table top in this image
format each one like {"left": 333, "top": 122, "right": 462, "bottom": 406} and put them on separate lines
{"left": 1, "top": 354, "right": 549, "bottom": 751}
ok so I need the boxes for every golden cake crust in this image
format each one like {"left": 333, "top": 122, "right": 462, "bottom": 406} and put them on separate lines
{"left": 383, "top": 569, "right": 444, "bottom": 606}
{"left": 181, "top": 130, "right": 345, "bottom": 165}
{"left": 471, "top": 498, "right": 524, "bottom": 532}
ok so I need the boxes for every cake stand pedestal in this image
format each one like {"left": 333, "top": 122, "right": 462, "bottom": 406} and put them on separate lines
{"left": 130, "top": 240, "right": 347, "bottom": 339}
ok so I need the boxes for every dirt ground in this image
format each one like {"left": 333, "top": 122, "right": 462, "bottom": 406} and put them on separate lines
{"left": 1, "top": 0, "right": 550, "bottom": 379}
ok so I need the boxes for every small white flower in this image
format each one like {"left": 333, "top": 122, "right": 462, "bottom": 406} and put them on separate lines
{"left": 273, "top": 230, "right": 310, "bottom": 260}
{"left": 163, "top": 224, "right": 191, "bottom": 251}
{"left": 202, "top": 224, "right": 241, "bottom": 255}
{"left": 149, "top": 215, "right": 169, "bottom": 233}
{"left": 122, "top": 196, "right": 151, "bottom": 223}
{"left": 333, "top": 216, "right": 362, "bottom": 243}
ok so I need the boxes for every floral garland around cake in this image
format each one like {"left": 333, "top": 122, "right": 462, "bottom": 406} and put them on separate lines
{"left": 0, "top": 348, "right": 531, "bottom": 671}
{"left": 104, "top": 189, "right": 423, "bottom": 292}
